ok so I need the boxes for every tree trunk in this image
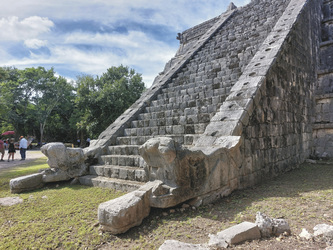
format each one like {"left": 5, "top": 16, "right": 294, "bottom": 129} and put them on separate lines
{"left": 40, "top": 122, "right": 44, "bottom": 147}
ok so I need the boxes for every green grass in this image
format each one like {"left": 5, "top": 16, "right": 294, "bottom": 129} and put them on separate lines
{"left": 1, "top": 160, "right": 333, "bottom": 249}
{"left": 0, "top": 159, "right": 125, "bottom": 249}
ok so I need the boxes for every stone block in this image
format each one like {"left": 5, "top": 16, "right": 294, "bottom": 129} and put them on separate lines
{"left": 10, "top": 173, "right": 44, "bottom": 193}
{"left": 42, "top": 169, "right": 71, "bottom": 183}
{"left": 98, "top": 190, "right": 151, "bottom": 234}
{"left": 313, "top": 224, "right": 333, "bottom": 237}
{"left": 209, "top": 221, "right": 261, "bottom": 246}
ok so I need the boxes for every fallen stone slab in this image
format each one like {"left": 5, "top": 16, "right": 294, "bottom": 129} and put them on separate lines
{"left": 10, "top": 173, "right": 44, "bottom": 193}
{"left": 159, "top": 240, "right": 209, "bottom": 250}
{"left": 98, "top": 189, "right": 151, "bottom": 234}
{"left": 42, "top": 168, "right": 71, "bottom": 183}
{"left": 0, "top": 197, "right": 23, "bottom": 206}
{"left": 209, "top": 221, "right": 261, "bottom": 247}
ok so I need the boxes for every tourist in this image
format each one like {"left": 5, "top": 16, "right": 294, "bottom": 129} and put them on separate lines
{"left": 86, "top": 138, "right": 91, "bottom": 147}
{"left": 8, "top": 138, "right": 15, "bottom": 162}
{"left": 19, "top": 136, "right": 28, "bottom": 160}
{"left": 0, "top": 137, "right": 4, "bottom": 161}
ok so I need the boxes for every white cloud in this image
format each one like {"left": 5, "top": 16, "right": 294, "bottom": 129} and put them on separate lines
{"left": 24, "top": 39, "right": 48, "bottom": 49}
{"left": 0, "top": 16, "right": 54, "bottom": 41}
{"left": 0, "top": 0, "right": 251, "bottom": 87}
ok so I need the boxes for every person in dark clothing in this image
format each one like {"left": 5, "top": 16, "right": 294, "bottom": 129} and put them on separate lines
{"left": 8, "top": 138, "right": 16, "bottom": 162}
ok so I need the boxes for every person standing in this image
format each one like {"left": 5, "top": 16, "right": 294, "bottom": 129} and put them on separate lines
{"left": 19, "top": 136, "right": 28, "bottom": 160}
{"left": 8, "top": 138, "right": 15, "bottom": 161}
{"left": 0, "top": 137, "right": 4, "bottom": 161}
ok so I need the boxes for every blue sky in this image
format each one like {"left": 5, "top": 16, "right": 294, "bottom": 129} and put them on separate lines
{"left": 0, "top": 0, "right": 250, "bottom": 87}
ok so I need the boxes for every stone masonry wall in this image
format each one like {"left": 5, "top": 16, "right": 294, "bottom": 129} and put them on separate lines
{"left": 240, "top": 0, "right": 321, "bottom": 187}
{"left": 313, "top": 0, "right": 333, "bottom": 158}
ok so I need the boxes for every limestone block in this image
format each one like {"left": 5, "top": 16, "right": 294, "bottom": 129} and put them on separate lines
{"left": 209, "top": 221, "right": 261, "bottom": 246}
{"left": 98, "top": 190, "right": 151, "bottom": 234}
{"left": 255, "top": 212, "right": 291, "bottom": 237}
{"left": 159, "top": 240, "right": 209, "bottom": 250}
{"left": 313, "top": 224, "right": 333, "bottom": 237}
{"left": 139, "top": 137, "right": 179, "bottom": 186}
{"left": 41, "top": 143, "right": 87, "bottom": 178}
{"left": 255, "top": 212, "right": 273, "bottom": 237}
{"left": 10, "top": 173, "right": 44, "bottom": 193}
{"left": 42, "top": 169, "right": 71, "bottom": 183}
{"left": 272, "top": 218, "right": 291, "bottom": 236}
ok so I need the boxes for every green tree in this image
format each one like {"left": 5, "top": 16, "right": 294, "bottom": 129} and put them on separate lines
{"left": 75, "top": 65, "right": 145, "bottom": 139}
{"left": 0, "top": 67, "right": 24, "bottom": 135}
{"left": 0, "top": 67, "right": 76, "bottom": 144}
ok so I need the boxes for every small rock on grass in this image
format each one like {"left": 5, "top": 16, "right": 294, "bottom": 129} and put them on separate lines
{"left": 0, "top": 197, "right": 23, "bottom": 206}
{"left": 159, "top": 240, "right": 209, "bottom": 250}
{"left": 299, "top": 228, "right": 313, "bottom": 240}
{"left": 314, "top": 224, "right": 333, "bottom": 237}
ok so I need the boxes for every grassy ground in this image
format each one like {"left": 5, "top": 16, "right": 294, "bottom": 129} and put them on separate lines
{"left": 0, "top": 159, "right": 332, "bottom": 249}
{"left": 0, "top": 158, "right": 125, "bottom": 249}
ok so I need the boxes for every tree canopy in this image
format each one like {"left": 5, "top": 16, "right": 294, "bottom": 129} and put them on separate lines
{"left": 0, "top": 65, "right": 145, "bottom": 146}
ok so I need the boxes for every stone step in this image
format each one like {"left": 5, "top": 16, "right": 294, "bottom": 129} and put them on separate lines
{"left": 78, "top": 175, "right": 144, "bottom": 193}
{"left": 145, "top": 96, "right": 224, "bottom": 113}
{"left": 108, "top": 145, "right": 140, "bottom": 155}
{"left": 132, "top": 115, "right": 212, "bottom": 128}
{"left": 150, "top": 91, "right": 225, "bottom": 108}
{"left": 90, "top": 165, "right": 148, "bottom": 182}
{"left": 124, "top": 123, "right": 208, "bottom": 136}
{"left": 100, "top": 155, "right": 145, "bottom": 167}
{"left": 161, "top": 82, "right": 225, "bottom": 95}
{"left": 136, "top": 112, "right": 213, "bottom": 124}
{"left": 131, "top": 113, "right": 210, "bottom": 128}
{"left": 156, "top": 88, "right": 226, "bottom": 102}
{"left": 116, "top": 134, "right": 199, "bottom": 146}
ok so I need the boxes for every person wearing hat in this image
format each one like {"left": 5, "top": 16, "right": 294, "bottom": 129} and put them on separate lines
{"left": 19, "top": 136, "right": 28, "bottom": 160}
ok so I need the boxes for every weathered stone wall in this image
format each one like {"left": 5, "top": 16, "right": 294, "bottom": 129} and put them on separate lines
{"left": 240, "top": 0, "right": 321, "bottom": 187}
{"left": 313, "top": 0, "right": 333, "bottom": 158}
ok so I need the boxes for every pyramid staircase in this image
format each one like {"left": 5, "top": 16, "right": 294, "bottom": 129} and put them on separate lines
{"left": 79, "top": 0, "right": 293, "bottom": 191}
{"left": 79, "top": 61, "right": 228, "bottom": 192}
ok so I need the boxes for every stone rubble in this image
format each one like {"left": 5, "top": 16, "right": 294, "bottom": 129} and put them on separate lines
{"left": 160, "top": 212, "right": 292, "bottom": 249}
{"left": 0, "top": 197, "right": 23, "bottom": 206}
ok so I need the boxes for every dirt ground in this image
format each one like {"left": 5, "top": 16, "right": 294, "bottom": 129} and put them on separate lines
{"left": 0, "top": 150, "right": 46, "bottom": 170}
{"left": 98, "top": 161, "right": 333, "bottom": 249}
